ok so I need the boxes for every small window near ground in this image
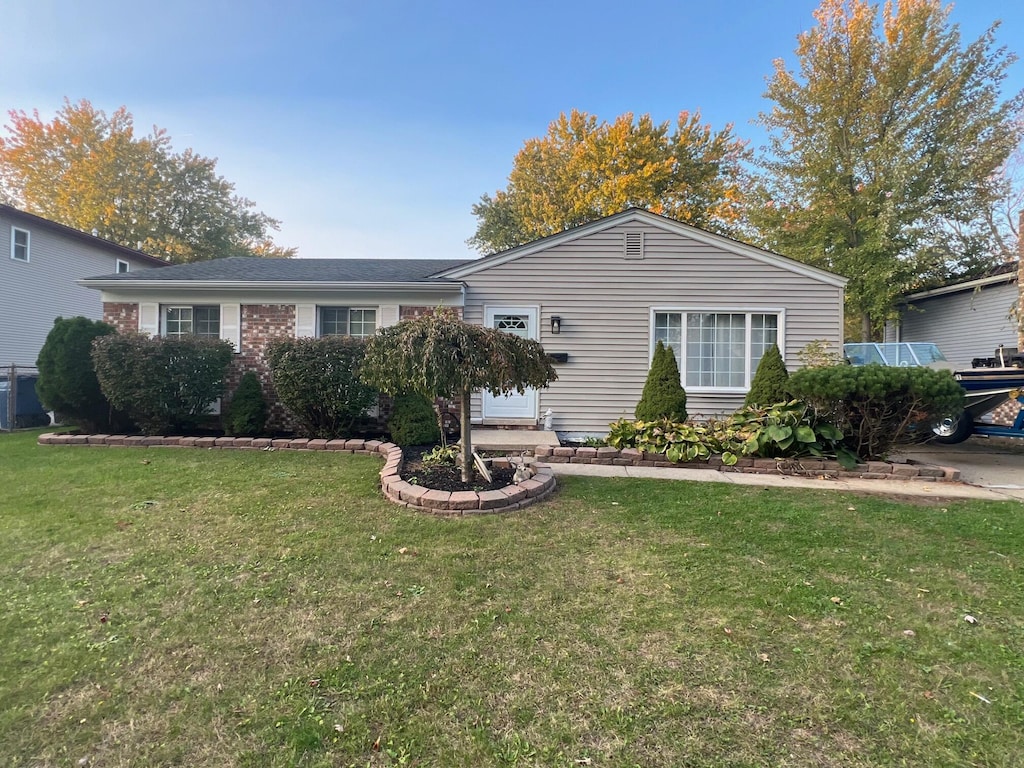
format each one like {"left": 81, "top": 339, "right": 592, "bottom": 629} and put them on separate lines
{"left": 319, "top": 307, "right": 377, "bottom": 339}
{"left": 11, "top": 227, "right": 29, "bottom": 262}
{"left": 164, "top": 305, "right": 220, "bottom": 339}
{"left": 116, "top": 259, "right": 130, "bottom": 273}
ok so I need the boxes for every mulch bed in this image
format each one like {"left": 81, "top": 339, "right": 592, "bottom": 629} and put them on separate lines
{"left": 400, "top": 446, "right": 515, "bottom": 493}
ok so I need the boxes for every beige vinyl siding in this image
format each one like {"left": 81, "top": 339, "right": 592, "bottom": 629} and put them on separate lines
{"left": 0, "top": 213, "right": 160, "bottom": 367}
{"left": 462, "top": 223, "right": 843, "bottom": 434}
{"left": 899, "top": 281, "right": 1018, "bottom": 368}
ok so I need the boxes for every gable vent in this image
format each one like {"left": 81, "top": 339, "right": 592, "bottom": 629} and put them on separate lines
{"left": 624, "top": 231, "right": 644, "bottom": 260}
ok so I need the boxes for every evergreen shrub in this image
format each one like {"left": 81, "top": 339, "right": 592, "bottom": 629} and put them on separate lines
{"left": 35, "top": 316, "right": 127, "bottom": 432}
{"left": 91, "top": 333, "right": 234, "bottom": 434}
{"left": 744, "top": 344, "right": 789, "bottom": 406}
{"left": 388, "top": 392, "right": 441, "bottom": 446}
{"left": 787, "top": 364, "right": 965, "bottom": 460}
{"left": 224, "top": 371, "right": 268, "bottom": 436}
{"left": 635, "top": 341, "right": 688, "bottom": 422}
{"left": 266, "top": 336, "right": 378, "bottom": 439}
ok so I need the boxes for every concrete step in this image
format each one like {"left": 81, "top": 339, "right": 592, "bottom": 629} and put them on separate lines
{"left": 470, "top": 429, "right": 560, "bottom": 453}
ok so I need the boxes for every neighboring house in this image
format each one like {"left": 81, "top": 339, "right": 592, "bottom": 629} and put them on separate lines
{"left": 0, "top": 204, "right": 168, "bottom": 368}
{"left": 81, "top": 209, "right": 846, "bottom": 437}
{"left": 885, "top": 262, "right": 1019, "bottom": 368}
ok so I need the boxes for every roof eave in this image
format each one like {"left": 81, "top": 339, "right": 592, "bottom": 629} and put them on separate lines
{"left": 79, "top": 279, "right": 466, "bottom": 292}
{"left": 904, "top": 271, "right": 1017, "bottom": 301}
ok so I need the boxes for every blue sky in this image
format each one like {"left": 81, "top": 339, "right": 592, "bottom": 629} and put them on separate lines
{"left": 2, "top": 0, "right": 1022, "bottom": 260}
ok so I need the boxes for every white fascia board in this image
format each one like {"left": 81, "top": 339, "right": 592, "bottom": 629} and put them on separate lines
{"left": 903, "top": 272, "right": 1017, "bottom": 301}
{"left": 435, "top": 209, "right": 848, "bottom": 288}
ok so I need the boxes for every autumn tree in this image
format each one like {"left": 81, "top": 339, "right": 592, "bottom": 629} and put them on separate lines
{"left": 754, "top": 0, "right": 1023, "bottom": 340}
{"left": 361, "top": 308, "right": 557, "bottom": 482}
{"left": 0, "top": 99, "right": 295, "bottom": 262}
{"left": 469, "top": 109, "right": 750, "bottom": 253}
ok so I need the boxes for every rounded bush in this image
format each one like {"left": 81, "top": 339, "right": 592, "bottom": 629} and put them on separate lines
{"left": 266, "top": 336, "right": 378, "bottom": 439}
{"left": 35, "top": 316, "right": 127, "bottom": 433}
{"left": 388, "top": 392, "right": 441, "bottom": 446}
{"left": 787, "top": 364, "right": 965, "bottom": 460}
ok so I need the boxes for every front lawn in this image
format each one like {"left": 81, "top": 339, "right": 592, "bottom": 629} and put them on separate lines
{"left": 1, "top": 430, "right": 1022, "bottom": 767}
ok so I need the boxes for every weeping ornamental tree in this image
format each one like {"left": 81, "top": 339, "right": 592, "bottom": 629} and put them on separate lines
{"left": 361, "top": 308, "right": 557, "bottom": 482}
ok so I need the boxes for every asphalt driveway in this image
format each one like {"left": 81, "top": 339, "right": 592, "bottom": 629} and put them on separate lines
{"left": 899, "top": 437, "right": 1024, "bottom": 500}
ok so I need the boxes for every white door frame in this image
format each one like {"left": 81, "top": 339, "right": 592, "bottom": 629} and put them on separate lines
{"left": 482, "top": 305, "right": 539, "bottom": 420}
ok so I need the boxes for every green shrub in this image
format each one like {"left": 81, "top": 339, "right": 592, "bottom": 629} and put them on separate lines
{"left": 636, "top": 341, "right": 687, "bottom": 422}
{"left": 91, "top": 333, "right": 235, "bottom": 434}
{"left": 388, "top": 392, "right": 441, "bottom": 446}
{"left": 35, "top": 316, "right": 129, "bottom": 432}
{"left": 787, "top": 364, "right": 965, "bottom": 460}
{"left": 608, "top": 401, "right": 852, "bottom": 467}
{"left": 266, "top": 336, "right": 378, "bottom": 439}
{"left": 422, "top": 444, "right": 460, "bottom": 466}
{"left": 744, "top": 344, "right": 789, "bottom": 406}
{"left": 224, "top": 371, "right": 268, "bottom": 437}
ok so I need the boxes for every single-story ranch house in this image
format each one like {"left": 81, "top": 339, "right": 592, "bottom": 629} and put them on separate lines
{"left": 82, "top": 209, "right": 847, "bottom": 437}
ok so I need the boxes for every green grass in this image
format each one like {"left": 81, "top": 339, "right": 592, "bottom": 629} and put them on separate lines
{"left": 1, "top": 429, "right": 1023, "bottom": 767}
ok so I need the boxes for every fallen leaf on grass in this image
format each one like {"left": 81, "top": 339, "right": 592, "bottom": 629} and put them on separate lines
{"left": 964, "top": 614, "right": 978, "bottom": 624}
{"left": 758, "top": 653, "right": 770, "bottom": 663}
{"left": 902, "top": 629, "right": 916, "bottom": 637}
{"left": 830, "top": 596, "right": 843, "bottom": 605}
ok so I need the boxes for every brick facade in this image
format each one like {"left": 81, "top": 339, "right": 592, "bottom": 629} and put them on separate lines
{"left": 103, "top": 303, "right": 139, "bottom": 334}
{"left": 228, "top": 305, "right": 297, "bottom": 431}
{"left": 99, "top": 301, "right": 466, "bottom": 435}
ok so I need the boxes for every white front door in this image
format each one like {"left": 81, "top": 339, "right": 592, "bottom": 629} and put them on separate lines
{"left": 482, "top": 306, "right": 539, "bottom": 420}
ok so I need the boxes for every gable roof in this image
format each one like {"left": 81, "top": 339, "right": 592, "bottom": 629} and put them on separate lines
{"left": 433, "top": 208, "right": 848, "bottom": 288}
{"left": 0, "top": 204, "right": 169, "bottom": 267}
{"left": 81, "top": 256, "right": 472, "bottom": 290}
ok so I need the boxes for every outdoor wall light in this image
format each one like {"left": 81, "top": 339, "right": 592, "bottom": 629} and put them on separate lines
{"left": 550, "top": 316, "right": 562, "bottom": 334}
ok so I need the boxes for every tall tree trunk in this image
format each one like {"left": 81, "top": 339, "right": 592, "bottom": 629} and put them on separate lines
{"left": 861, "top": 312, "right": 872, "bottom": 343}
{"left": 459, "top": 388, "right": 473, "bottom": 483}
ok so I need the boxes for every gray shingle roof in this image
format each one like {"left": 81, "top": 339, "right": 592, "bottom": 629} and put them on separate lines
{"left": 85, "top": 256, "right": 473, "bottom": 283}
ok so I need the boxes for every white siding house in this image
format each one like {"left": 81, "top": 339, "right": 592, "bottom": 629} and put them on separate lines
{"left": 83, "top": 209, "right": 847, "bottom": 436}
{"left": 0, "top": 204, "right": 167, "bottom": 367}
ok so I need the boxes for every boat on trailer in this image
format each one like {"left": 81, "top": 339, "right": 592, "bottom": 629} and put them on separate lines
{"left": 843, "top": 343, "right": 1024, "bottom": 443}
{"left": 933, "top": 347, "right": 1024, "bottom": 443}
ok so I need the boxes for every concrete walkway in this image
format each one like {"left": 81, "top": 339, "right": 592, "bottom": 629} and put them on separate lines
{"left": 544, "top": 460, "right": 1022, "bottom": 502}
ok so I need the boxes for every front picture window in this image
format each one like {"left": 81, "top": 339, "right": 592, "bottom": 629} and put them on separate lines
{"left": 654, "top": 311, "right": 779, "bottom": 390}
{"left": 320, "top": 307, "right": 377, "bottom": 339}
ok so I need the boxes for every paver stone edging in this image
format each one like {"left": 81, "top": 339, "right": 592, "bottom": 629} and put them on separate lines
{"left": 36, "top": 433, "right": 556, "bottom": 516}
{"left": 533, "top": 444, "right": 961, "bottom": 482}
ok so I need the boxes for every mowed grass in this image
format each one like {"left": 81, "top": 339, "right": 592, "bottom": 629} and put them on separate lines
{"left": 1, "top": 431, "right": 1023, "bottom": 767}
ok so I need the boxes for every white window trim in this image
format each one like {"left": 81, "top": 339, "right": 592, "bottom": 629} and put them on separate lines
{"left": 649, "top": 307, "right": 786, "bottom": 393}
{"left": 116, "top": 258, "right": 130, "bottom": 273}
{"left": 10, "top": 226, "right": 30, "bottom": 262}
{"left": 316, "top": 306, "right": 379, "bottom": 339}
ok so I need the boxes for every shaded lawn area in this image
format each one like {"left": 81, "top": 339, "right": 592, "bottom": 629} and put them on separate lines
{"left": 1, "top": 430, "right": 1022, "bottom": 767}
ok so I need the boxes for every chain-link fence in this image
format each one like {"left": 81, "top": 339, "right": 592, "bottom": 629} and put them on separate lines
{"left": 0, "top": 364, "right": 50, "bottom": 431}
